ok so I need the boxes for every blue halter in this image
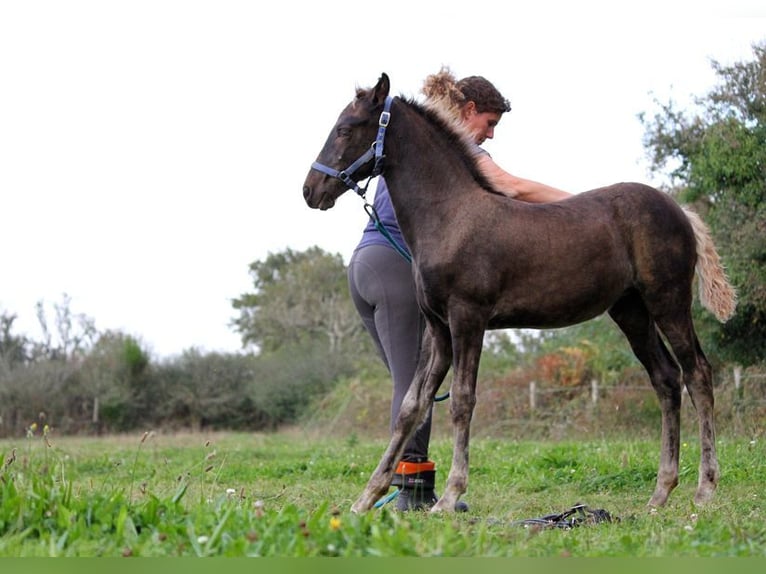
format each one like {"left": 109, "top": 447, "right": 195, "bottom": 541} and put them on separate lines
{"left": 310, "top": 96, "right": 392, "bottom": 198}
{"left": 310, "top": 96, "right": 412, "bottom": 260}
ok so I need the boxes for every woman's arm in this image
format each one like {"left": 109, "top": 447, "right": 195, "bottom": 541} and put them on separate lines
{"left": 476, "top": 154, "right": 571, "bottom": 203}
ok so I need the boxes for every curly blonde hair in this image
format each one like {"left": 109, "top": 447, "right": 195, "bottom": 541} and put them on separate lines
{"left": 421, "top": 66, "right": 511, "bottom": 125}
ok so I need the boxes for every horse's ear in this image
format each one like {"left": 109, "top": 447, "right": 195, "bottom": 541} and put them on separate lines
{"left": 371, "top": 73, "right": 391, "bottom": 105}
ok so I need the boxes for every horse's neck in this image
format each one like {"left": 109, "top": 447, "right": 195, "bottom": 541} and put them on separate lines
{"left": 384, "top": 102, "right": 480, "bottom": 245}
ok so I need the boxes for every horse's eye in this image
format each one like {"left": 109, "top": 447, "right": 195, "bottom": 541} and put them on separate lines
{"left": 336, "top": 126, "right": 353, "bottom": 138}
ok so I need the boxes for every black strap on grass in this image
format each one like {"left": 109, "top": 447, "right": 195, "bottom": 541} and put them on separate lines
{"left": 511, "top": 503, "right": 616, "bottom": 529}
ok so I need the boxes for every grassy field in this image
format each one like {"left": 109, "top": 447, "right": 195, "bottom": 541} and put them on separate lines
{"left": 0, "top": 428, "right": 764, "bottom": 557}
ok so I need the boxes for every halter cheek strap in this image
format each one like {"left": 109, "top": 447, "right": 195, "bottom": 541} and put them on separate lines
{"left": 311, "top": 96, "right": 393, "bottom": 197}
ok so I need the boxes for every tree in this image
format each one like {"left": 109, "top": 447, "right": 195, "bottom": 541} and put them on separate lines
{"left": 158, "top": 349, "right": 261, "bottom": 431}
{"left": 32, "top": 294, "right": 97, "bottom": 361}
{"left": 231, "top": 247, "right": 366, "bottom": 355}
{"left": 535, "top": 317, "right": 641, "bottom": 386}
{"left": 640, "top": 40, "right": 766, "bottom": 364}
{"left": 79, "top": 331, "right": 150, "bottom": 431}
{"left": 0, "top": 311, "right": 30, "bottom": 371}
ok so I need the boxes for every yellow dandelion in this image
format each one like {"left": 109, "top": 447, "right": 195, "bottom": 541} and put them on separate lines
{"left": 329, "top": 516, "right": 342, "bottom": 531}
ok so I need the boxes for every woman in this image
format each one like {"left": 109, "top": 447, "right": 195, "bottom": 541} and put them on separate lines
{"left": 347, "top": 67, "right": 571, "bottom": 511}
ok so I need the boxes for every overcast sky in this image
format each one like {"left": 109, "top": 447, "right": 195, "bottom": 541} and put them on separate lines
{"left": 1, "top": 1, "right": 764, "bottom": 358}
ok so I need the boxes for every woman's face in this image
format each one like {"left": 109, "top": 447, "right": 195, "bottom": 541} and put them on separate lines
{"left": 461, "top": 102, "right": 503, "bottom": 145}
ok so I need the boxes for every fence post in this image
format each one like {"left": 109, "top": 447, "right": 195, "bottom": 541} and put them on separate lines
{"left": 92, "top": 396, "right": 99, "bottom": 424}
{"left": 529, "top": 381, "right": 536, "bottom": 412}
{"left": 591, "top": 378, "right": 598, "bottom": 405}
{"left": 733, "top": 366, "right": 742, "bottom": 390}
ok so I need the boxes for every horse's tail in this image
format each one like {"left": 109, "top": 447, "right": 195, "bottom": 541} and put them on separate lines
{"left": 683, "top": 208, "right": 737, "bottom": 322}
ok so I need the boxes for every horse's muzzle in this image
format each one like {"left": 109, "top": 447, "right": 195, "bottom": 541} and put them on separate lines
{"left": 303, "top": 184, "right": 335, "bottom": 210}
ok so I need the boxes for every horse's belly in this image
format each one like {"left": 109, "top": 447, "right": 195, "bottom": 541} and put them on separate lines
{"left": 487, "top": 306, "right": 608, "bottom": 330}
{"left": 486, "top": 281, "right": 626, "bottom": 329}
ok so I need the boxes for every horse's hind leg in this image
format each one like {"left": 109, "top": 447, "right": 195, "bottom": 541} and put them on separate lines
{"left": 351, "top": 325, "right": 452, "bottom": 513}
{"left": 608, "top": 293, "right": 683, "bottom": 507}
{"left": 653, "top": 310, "right": 719, "bottom": 505}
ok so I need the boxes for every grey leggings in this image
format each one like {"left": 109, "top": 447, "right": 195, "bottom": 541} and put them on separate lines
{"left": 348, "top": 244, "right": 432, "bottom": 461}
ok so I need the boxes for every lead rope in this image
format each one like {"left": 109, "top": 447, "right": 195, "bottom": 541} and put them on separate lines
{"left": 363, "top": 202, "right": 412, "bottom": 263}
{"left": 373, "top": 489, "right": 400, "bottom": 508}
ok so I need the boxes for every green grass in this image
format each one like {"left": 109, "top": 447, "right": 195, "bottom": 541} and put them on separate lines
{"left": 1, "top": 429, "right": 764, "bottom": 557}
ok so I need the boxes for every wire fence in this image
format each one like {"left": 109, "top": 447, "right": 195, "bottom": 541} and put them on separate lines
{"left": 527, "top": 368, "right": 766, "bottom": 410}
{"left": 447, "top": 367, "right": 766, "bottom": 441}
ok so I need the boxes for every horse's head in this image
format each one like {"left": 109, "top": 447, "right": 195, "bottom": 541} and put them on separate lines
{"left": 303, "top": 73, "right": 391, "bottom": 210}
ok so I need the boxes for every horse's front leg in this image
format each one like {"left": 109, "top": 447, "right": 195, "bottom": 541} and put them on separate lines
{"left": 431, "top": 327, "right": 484, "bottom": 513}
{"left": 351, "top": 327, "right": 452, "bottom": 513}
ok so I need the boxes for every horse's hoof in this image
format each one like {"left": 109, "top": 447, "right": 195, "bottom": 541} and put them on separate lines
{"left": 647, "top": 487, "right": 671, "bottom": 508}
{"left": 430, "top": 498, "right": 454, "bottom": 513}
{"left": 693, "top": 487, "right": 716, "bottom": 506}
{"left": 351, "top": 493, "right": 376, "bottom": 514}
{"left": 350, "top": 501, "right": 365, "bottom": 514}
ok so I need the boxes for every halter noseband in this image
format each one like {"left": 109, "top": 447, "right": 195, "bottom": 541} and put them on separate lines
{"left": 310, "top": 96, "right": 393, "bottom": 198}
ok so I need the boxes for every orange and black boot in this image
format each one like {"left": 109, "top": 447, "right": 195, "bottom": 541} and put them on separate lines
{"left": 392, "top": 460, "right": 468, "bottom": 512}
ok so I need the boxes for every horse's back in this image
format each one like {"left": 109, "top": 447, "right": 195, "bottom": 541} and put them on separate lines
{"left": 567, "top": 182, "right": 694, "bottom": 251}
{"left": 579, "top": 182, "right": 698, "bottom": 300}
{"left": 479, "top": 182, "right": 697, "bottom": 328}
{"left": 575, "top": 182, "right": 684, "bottom": 216}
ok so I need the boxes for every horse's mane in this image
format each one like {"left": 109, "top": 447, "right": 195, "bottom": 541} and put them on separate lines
{"left": 355, "top": 85, "right": 499, "bottom": 195}
{"left": 400, "top": 95, "right": 499, "bottom": 194}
